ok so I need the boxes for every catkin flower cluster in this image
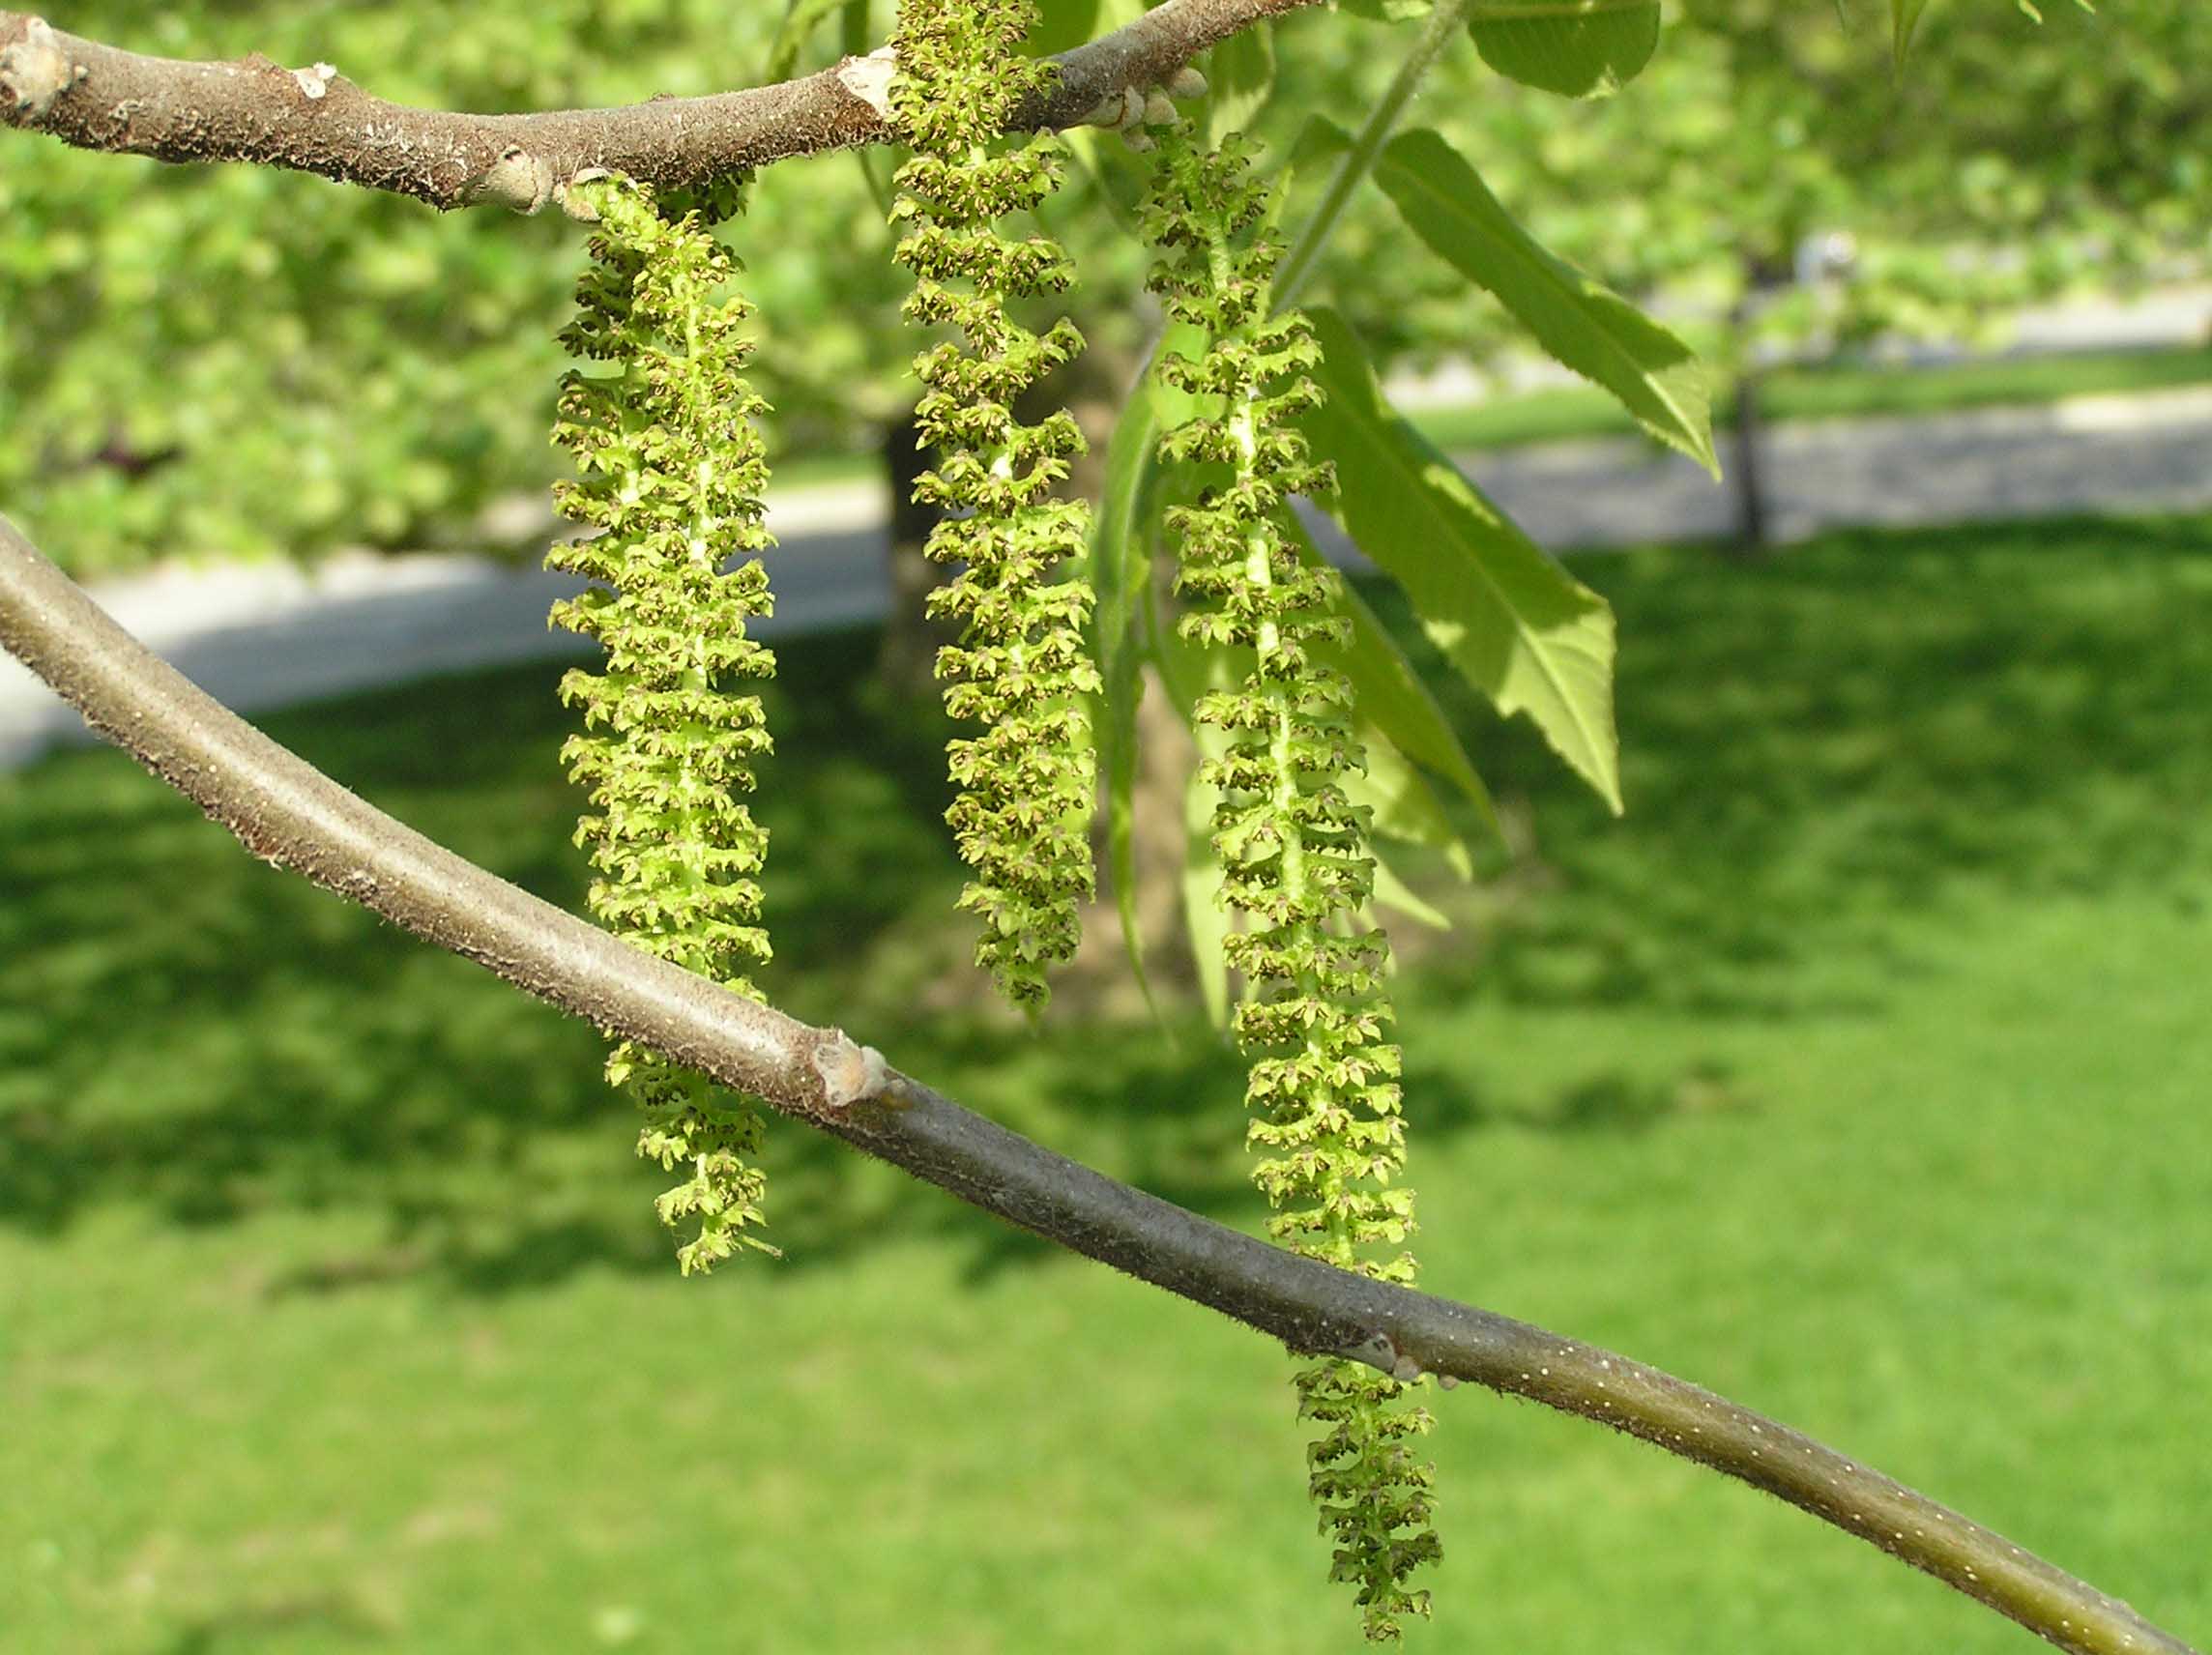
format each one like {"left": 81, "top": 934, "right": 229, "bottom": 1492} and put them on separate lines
{"left": 1141, "top": 127, "right": 1441, "bottom": 1640}
{"left": 547, "top": 173, "right": 780, "bottom": 1274}
{"left": 890, "top": 0, "right": 1100, "bottom": 1011}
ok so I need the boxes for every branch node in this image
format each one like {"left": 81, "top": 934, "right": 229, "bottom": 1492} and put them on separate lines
{"left": 553, "top": 164, "right": 615, "bottom": 220}
{"left": 1080, "top": 85, "right": 1149, "bottom": 131}
{"left": 467, "top": 144, "right": 555, "bottom": 215}
{"left": 1341, "top": 1331, "right": 1399, "bottom": 1376}
{"left": 292, "top": 61, "right": 339, "bottom": 101}
{"left": 1169, "top": 67, "right": 1208, "bottom": 101}
{"left": 812, "top": 1032, "right": 891, "bottom": 1111}
{"left": 835, "top": 46, "right": 897, "bottom": 120}
{"left": 1, "top": 16, "right": 74, "bottom": 121}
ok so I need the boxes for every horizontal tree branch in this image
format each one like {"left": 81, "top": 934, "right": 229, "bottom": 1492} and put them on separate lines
{"left": 0, "top": 1, "right": 1319, "bottom": 212}
{"left": 0, "top": 513, "right": 2196, "bottom": 1655}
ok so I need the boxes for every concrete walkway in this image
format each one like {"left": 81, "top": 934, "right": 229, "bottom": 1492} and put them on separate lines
{"left": 5, "top": 383, "right": 2210, "bottom": 769}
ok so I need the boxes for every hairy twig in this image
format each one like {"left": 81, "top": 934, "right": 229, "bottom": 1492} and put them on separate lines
{"left": 0, "top": 515, "right": 2197, "bottom": 1655}
{"left": 0, "top": 1, "right": 1319, "bottom": 212}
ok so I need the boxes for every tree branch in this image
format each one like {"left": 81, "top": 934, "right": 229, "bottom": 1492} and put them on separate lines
{"left": 0, "top": 515, "right": 2196, "bottom": 1655}
{"left": 0, "top": 1, "right": 1320, "bottom": 212}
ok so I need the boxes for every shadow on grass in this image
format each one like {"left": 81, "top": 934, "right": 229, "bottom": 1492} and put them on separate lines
{"left": 1406, "top": 512, "right": 2212, "bottom": 1018}
{"left": 3, "top": 516, "right": 2207, "bottom": 1292}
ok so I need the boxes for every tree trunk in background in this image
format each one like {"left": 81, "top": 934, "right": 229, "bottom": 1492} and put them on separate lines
{"left": 1724, "top": 262, "right": 1788, "bottom": 560}
{"left": 1731, "top": 366, "right": 1770, "bottom": 553}
{"left": 1051, "top": 339, "right": 1207, "bottom": 1005}
{"left": 873, "top": 407, "right": 949, "bottom": 699}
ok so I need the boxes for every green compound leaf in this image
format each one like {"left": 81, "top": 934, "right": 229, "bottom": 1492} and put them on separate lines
{"left": 1467, "top": 0, "right": 1661, "bottom": 98}
{"left": 1378, "top": 129, "right": 1716, "bottom": 475}
{"left": 1300, "top": 305, "right": 1624, "bottom": 815}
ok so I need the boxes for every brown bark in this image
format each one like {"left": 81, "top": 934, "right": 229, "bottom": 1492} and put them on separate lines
{"left": 0, "top": 1, "right": 1323, "bottom": 211}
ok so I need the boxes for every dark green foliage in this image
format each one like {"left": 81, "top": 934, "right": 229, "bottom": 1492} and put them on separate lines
{"left": 1142, "top": 128, "right": 1439, "bottom": 1640}
{"left": 890, "top": 0, "right": 1101, "bottom": 1011}
{"left": 547, "top": 174, "right": 779, "bottom": 1273}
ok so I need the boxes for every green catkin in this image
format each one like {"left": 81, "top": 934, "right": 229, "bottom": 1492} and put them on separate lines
{"left": 1141, "top": 127, "right": 1442, "bottom": 1640}
{"left": 890, "top": 0, "right": 1101, "bottom": 1011}
{"left": 547, "top": 173, "right": 779, "bottom": 1274}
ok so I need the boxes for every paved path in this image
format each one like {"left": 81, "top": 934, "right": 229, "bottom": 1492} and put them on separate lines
{"left": 5, "top": 383, "right": 2210, "bottom": 769}
{"left": 1471, "top": 384, "right": 2212, "bottom": 551}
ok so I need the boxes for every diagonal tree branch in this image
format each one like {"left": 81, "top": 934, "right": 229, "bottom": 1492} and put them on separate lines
{"left": 0, "top": 513, "right": 2197, "bottom": 1655}
{"left": 0, "top": 0, "right": 1319, "bottom": 212}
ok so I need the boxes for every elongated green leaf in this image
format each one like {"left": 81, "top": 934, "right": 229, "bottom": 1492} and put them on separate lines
{"left": 1088, "top": 390, "right": 1161, "bottom": 714}
{"left": 1892, "top": 0, "right": 1931, "bottom": 65}
{"left": 1467, "top": 0, "right": 1661, "bottom": 97}
{"left": 1149, "top": 603, "right": 1237, "bottom": 1029}
{"left": 766, "top": 0, "right": 851, "bottom": 81}
{"left": 1180, "top": 737, "right": 1233, "bottom": 1030}
{"left": 1152, "top": 522, "right": 1478, "bottom": 957}
{"left": 1288, "top": 112, "right": 1355, "bottom": 180}
{"left": 1370, "top": 856, "right": 1450, "bottom": 930}
{"left": 839, "top": 0, "right": 872, "bottom": 56}
{"left": 1088, "top": 387, "right": 1165, "bottom": 1011}
{"left": 1280, "top": 508, "right": 1499, "bottom": 848}
{"left": 1207, "top": 22, "right": 1277, "bottom": 142}
{"left": 1300, "top": 306, "right": 1624, "bottom": 814}
{"left": 1349, "top": 726, "right": 1472, "bottom": 875}
{"left": 1377, "top": 129, "right": 1715, "bottom": 475}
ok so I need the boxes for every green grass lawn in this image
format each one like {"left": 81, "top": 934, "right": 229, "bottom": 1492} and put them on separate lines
{"left": 4, "top": 515, "right": 2210, "bottom": 1653}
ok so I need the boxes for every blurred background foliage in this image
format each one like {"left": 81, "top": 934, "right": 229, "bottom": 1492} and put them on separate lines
{"left": 2, "top": 0, "right": 2205, "bottom": 576}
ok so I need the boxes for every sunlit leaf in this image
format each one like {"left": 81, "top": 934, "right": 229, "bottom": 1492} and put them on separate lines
{"left": 1467, "top": 0, "right": 1662, "bottom": 98}
{"left": 1377, "top": 128, "right": 1715, "bottom": 474}
{"left": 1282, "top": 508, "right": 1499, "bottom": 849}
{"left": 1300, "top": 306, "right": 1624, "bottom": 813}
